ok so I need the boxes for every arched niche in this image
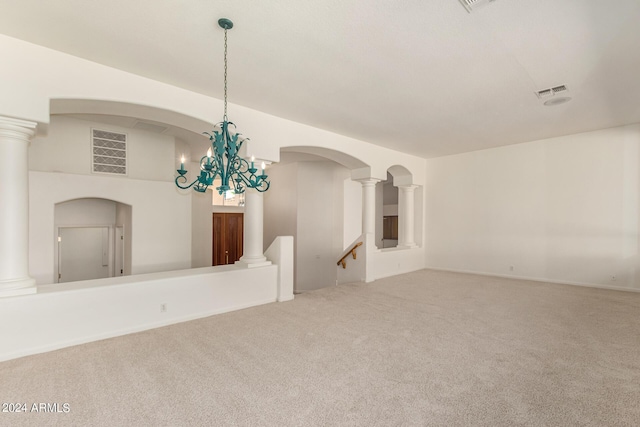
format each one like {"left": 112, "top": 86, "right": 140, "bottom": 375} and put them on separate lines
{"left": 54, "top": 198, "right": 132, "bottom": 283}
{"left": 377, "top": 165, "right": 415, "bottom": 249}
{"left": 377, "top": 171, "right": 397, "bottom": 248}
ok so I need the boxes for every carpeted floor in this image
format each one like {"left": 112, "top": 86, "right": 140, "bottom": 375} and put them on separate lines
{"left": 1, "top": 269, "right": 639, "bottom": 426}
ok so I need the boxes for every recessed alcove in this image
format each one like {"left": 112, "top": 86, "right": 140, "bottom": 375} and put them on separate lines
{"left": 54, "top": 198, "right": 132, "bottom": 283}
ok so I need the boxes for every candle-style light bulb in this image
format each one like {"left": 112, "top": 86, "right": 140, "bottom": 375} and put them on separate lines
{"left": 251, "top": 155, "right": 255, "bottom": 169}
{"left": 207, "top": 148, "right": 212, "bottom": 158}
{"left": 261, "top": 161, "right": 266, "bottom": 174}
{"left": 180, "top": 155, "right": 185, "bottom": 170}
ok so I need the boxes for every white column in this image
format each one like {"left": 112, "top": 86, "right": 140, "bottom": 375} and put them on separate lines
{"left": 238, "top": 189, "right": 271, "bottom": 267}
{"left": 359, "top": 179, "right": 379, "bottom": 235}
{"left": 0, "top": 116, "right": 37, "bottom": 297}
{"left": 398, "top": 184, "right": 418, "bottom": 248}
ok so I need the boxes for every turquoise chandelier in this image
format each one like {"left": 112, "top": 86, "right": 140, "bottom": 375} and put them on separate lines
{"left": 176, "top": 18, "right": 270, "bottom": 194}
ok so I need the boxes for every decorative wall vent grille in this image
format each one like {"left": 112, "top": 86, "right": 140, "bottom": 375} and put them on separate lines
{"left": 92, "top": 129, "right": 127, "bottom": 175}
{"left": 536, "top": 85, "right": 569, "bottom": 99}
{"left": 459, "top": 0, "right": 497, "bottom": 13}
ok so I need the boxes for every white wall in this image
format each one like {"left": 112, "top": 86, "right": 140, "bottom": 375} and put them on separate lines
{"left": 55, "top": 198, "right": 117, "bottom": 226}
{"left": 372, "top": 247, "right": 425, "bottom": 280}
{"left": 343, "top": 178, "right": 362, "bottom": 247}
{"left": 0, "top": 264, "right": 279, "bottom": 362}
{"left": 296, "top": 162, "right": 344, "bottom": 291}
{"left": 30, "top": 115, "right": 175, "bottom": 182}
{"left": 264, "top": 160, "right": 362, "bottom": 292}
{"left": 426, "top": 124, "right": 640, "bottom": 290}
{"left": 383, "top": 181, "right": 399, "bottom": 205}
{"left": 29, "top": 171, "right": 191, "bottom": 284}
{"left": 264, "top": 162, "right": 298, "bottom": 251}
{"left": 27, "top": 115, "right": 190, "bottom": 284}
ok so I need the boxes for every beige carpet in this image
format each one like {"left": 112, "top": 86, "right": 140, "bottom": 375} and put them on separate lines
{"left": 1, "top": 269, "right": 639, "bottom": 426}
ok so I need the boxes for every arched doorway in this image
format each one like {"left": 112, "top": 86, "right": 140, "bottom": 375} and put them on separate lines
{"left": 54, "top": 198, "right": 132, "bottom": 283}
{"left": 263, "top": 147, "right": 369, "bottom": 293}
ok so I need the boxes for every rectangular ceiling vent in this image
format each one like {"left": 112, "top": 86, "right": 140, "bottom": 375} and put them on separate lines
{"left": 535, "top": 85, "right": 569, "bottom": 99}
{"left": 92, "top": 129, "right": 127, "bottom": 175}
{"left": 133, "top": 120, "right": 167, "bottom": 134}
{"left": 459, "top": 0, "right": 498, "bottom": 13}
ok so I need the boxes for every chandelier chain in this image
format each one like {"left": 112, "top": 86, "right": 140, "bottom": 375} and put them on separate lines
{"left": 223, "top": 27, "right": 228, "bottom": 121}
{"left": 174, "top": 18, "right": 270, "bottom": 194}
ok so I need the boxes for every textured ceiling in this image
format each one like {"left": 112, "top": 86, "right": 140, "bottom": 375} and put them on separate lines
{"left": 1, "top": 0, "right": 639, "bottom": 158}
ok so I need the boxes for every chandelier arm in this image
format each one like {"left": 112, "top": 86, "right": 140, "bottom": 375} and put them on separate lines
{"left": 175, "top": 175, "right": 198, "bottom": 190}
{"left": 255, "top": 180, "right": 270, "bottom": 192}
{"left": 230, "top": 157, "right": 270, "bottom": 193}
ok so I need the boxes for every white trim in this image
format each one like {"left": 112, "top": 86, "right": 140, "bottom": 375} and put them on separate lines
{"left": 373, "top": 265, "right": 423, "bottom": 281}
{"left": 0, "top": 116, "right": 37, "bottom": 130}
{"left": 424, "top": 266, "right": 640, "bottom": 293}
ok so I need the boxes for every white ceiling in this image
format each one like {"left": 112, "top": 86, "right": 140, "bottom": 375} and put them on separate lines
{"left": 2, "top": 0, "right": 639, "bottom": 158}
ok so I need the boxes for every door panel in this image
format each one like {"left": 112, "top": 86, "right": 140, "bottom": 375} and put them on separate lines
{"left": 59, "top": 227, "right": 110, "bottom": 283}
{"left": 212, "top": 213, "right": 244, "bottom": 266}
{"left": 212, "top": 213, "right": 225, "bottom": 266}
{"left": 226, "top": 214, "right": 243, "bottom": 265}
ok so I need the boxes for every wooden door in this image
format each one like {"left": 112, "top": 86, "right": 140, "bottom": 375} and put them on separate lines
{"left": 212, "top": 213, "right": 244, "bottom": 266}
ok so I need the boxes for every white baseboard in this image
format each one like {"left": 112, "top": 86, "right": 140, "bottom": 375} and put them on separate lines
{"left": 424, "top": 266, "right": 640, "bottom": 293}
{"left": 373, "top": 265, "right": 424, "bottom": 281}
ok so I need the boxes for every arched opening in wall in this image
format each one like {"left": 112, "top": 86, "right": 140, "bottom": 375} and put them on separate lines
{"left": 54, "top": 198, "right": 132, "bottom": 283}
{"left": 377, "top": 165, "right": 415, "bottom": 250}
{"left": 263, "top": 147, "right": 369, "bottom": 293}
{"left": 377, "top": 172, "right": 399, "bottom": 249}
{"left": 34, "top": 99, "right": 214, "bottom": 278}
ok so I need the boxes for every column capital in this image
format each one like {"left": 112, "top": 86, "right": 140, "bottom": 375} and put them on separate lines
{"left": 398, "top": 184, "right": 418, "bottom": 192}
{"left": 0, "top": 116, "right": 37, "bottom": 141}
{"left": 356, "top": 178, "right": 381, "bottom": 187}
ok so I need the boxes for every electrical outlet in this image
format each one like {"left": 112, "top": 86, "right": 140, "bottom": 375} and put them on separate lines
{"left": 509, "top": 265, "right": 514, "bottom": 271}
{"left": 160, "top": 303, "right": 167, "bottom": 312}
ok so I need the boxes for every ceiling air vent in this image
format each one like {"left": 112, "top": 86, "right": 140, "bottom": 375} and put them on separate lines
{"left": 459, "top": 0, "right": 498, "bottom": 13}
{"left": 535, "top": 84, "right": 572, "bottom": 106}
{"left": 536, "top": 85, "right": 569, "bottom": 99}
{"left": 92, "top": 129, "right": 127, "bottom": 175}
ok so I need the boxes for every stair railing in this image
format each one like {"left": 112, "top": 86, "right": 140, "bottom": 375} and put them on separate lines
{"left": 337, "top": 241, "right": 363, "bottom": 269}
